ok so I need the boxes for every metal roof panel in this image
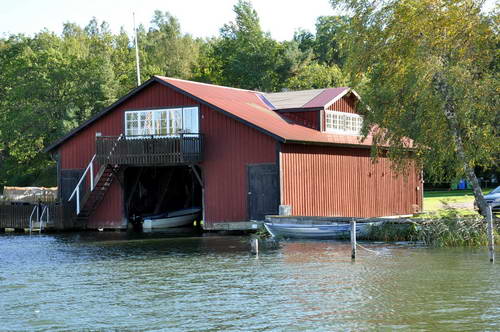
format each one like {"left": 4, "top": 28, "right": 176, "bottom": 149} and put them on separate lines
{"left": 158, "top": 76, "right": 371, "bottom": 147}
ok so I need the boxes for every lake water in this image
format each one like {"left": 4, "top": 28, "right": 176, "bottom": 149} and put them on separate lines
{"left": 1, "top": 232, "right": 499, "bottom": 331}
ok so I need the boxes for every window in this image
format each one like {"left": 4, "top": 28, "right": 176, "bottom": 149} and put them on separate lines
{"left": 183, "top": 107, "right": 199, "bottom": 134}
{"left": 125, "top": 107, "right": 199, "bottom": 136}
{"left": 325, "top": 110, "right": 363, "bottom": 135}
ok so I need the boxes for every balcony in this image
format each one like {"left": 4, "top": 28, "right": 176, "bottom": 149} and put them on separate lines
{"left": 96, "top": 134, "right": 203, "bottom": 166}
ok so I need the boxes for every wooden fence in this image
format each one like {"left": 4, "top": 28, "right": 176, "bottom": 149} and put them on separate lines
{"left": 0, "top": 202, "right": 74, "bottom": 231}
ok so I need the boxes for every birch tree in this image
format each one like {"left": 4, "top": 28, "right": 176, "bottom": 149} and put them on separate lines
{"left": 330, "top": 0, "right": 499, "bottom": 216}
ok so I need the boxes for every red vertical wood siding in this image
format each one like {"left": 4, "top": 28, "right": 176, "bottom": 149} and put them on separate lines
{"left": 201, "top": 105, "right": 276, "bottom": 225}
{"left": 58, "top": 83, "right": 197, "bottom": 228}
{"left": 280, "top": 111, "right": 320, "bottom": 130}
{"left": 58, "top": 82, "right": 276, "bottom": 228}
{"left": 87, "top": 179, "right": 123, "bottom": 228}
{"left": 60, "top": 83, "right": 195, "bottom": 169}
{"left": 281, "top": 144, "right": 422, "bottom": 217}
{"left": 327, "top": 93, "right": 357, "bottom": 113}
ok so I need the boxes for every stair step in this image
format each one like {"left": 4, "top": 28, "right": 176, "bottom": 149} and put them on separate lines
{"left": 76, "top": 164, "right": 121, "bottom": 223}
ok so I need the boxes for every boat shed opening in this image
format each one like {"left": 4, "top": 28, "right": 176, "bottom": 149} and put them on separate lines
{"left": 124, "top": 166, "right": 203, "bottom": 228}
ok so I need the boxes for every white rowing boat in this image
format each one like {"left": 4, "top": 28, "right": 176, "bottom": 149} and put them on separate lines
{"left": 142, "top": 207, "right": 201, "bottom": 229}
{"left": 264, "top": 221, "right": 378, "bottom": 239}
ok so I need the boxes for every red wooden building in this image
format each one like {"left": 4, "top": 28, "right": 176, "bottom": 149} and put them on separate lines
{"left": 46, "top": 76, "right": 423, "bottom": 230}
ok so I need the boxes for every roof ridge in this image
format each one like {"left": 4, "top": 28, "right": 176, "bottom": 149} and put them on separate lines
{"left": 264, "top": 88, "right": 325, "bottom": 96}
{"left": 155, "top": 76, "right": 259, "bottom": 93}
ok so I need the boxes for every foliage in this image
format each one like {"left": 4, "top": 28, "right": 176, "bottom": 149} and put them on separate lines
{"left": 0, "top": 20, "right": 121, "bottom": 187}
{"left": 366, "top": 208, "right": 500, "bottom": 247}
{"left": 139, "top": 11, "right": 201, "bottom": 81}
{"left": 286, "top": 63, "right": 348, "bottom": 90}
{"left": 365, "top": 222, "right": 420, "bottom": 242}
{"left": 295, "top": 15, "right": 349, "bottom": 67}
{"left": 330, "top": 0, "right": 499, "bottom": 216}
{"left": 416, "top": 212, "right": 499, "bottom": 247}
{"left": 206, "top": 1, "right": 312, "bottom": 91}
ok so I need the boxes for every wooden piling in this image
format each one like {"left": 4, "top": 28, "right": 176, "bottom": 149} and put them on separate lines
{"left": 350, "top": 220, "right": 356, "bottom": 259}
{"left": 251, "top": 238, "right": 259, "bottom": 255}
{"left": 486, "top": 205, "right": 495, "bottom": 263}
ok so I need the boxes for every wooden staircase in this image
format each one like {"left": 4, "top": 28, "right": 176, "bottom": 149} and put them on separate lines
{"left": 68, "top": 135, "right": 124, "bottom": 228}
{"left": 74, "top": 164, "right": 121, "bottom": 227}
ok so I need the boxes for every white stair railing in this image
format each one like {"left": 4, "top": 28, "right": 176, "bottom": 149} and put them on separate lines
{"left": 39, "top": 205, "right": 49, "bottom": 233}
{"left": 68, "top": 154, "right": 97, "bottom": 215}
{"left": 68, "top": 135, "right": 123, "bottom": 216}
{"left": 29, "top": 204, "right": 49, "bottom": 234}
{"left": 29, "top": 205, "right": 39, "bottom": 234}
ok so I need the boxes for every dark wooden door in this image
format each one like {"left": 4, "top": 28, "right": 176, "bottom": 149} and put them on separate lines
{"left": 248, "top": 163, "right": 279, "bottom": 221}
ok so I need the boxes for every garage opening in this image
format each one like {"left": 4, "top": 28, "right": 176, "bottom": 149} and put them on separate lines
{"left": 124, "top": 166, "right": 203, "bottom": 229}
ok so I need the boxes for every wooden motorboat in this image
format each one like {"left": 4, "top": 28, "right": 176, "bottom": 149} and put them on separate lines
{"left": 142, "top": 207, "right": 201, "bottom": 229}
{"left": 264, "top": 221, "right": 378, "bottom": 240}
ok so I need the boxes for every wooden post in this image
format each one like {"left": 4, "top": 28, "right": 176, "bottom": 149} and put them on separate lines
{"left": 350, "top": 220, "right": 356, "bottom": 260}
{"left": 486, "top": 205, "right": 495, "bottom": 263}
{"left": 251, "top": 238, "right": 259, "bottom": 255}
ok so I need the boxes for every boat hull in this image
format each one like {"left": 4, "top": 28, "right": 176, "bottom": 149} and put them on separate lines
{"left": 264, "top": 222, "right": 373, "bottom": 240}
{"left": 143, "top": 208, "right": 201, "bottom": 229}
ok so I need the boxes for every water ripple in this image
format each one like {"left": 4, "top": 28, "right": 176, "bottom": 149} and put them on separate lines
{"left": 0, "top": 234, "right": 499, "bottom": 331}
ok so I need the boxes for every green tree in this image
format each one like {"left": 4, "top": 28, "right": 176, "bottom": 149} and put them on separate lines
{"left": 294, "top": 16, "right": 348, "bottom": 67}
{"left": 0, "top": 33, "right": 69, "bottom": 186}
{"left": 286, "top": 63, "right": 347, "bottom": 90}
{"left": 210, "top": 0, "right": 282, "bottom": 90}
{"left": 191, "top": 38, "right": 223, "bottom": 84}
{"left": 111, "top": 27, "right": 137, "bottom": 96}
{"left": 140, "top": 10, "right": 200, "bottom": 80}
{"left": 208, "top": 0, "right": 311, "bottom": 91}
{"left": 330, "top": 0, "right": 499, "bottom": 216}
{"left": 0, "top": 18, "right": 121, "bottom": 187}
{"left": 314, "top": 16, "right": 348, "bottom": 67}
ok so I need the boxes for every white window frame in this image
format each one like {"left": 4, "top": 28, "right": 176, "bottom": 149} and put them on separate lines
{"left": 325, "top": 110, "right": 363, "bottom": 135}
{"left": 124, "top": 106, "right": 199, "bottom": 138}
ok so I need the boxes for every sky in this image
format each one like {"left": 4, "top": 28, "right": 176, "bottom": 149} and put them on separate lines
{"left": 0, "top": 0, "right": 337, "bottom": 41}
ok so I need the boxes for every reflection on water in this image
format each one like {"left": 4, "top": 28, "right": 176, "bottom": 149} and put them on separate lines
{"left": 0, "top": 233, "right": 498, "bottom": 331}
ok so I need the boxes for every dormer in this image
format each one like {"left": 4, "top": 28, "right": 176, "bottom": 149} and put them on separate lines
{"left": 262, "top": 88, "right": 362, "bottom": 134}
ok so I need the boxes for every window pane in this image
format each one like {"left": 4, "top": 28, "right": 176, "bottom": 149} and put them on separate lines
{"left": 183, "top": 107, "right": 199, "bottom": 133}
{"left": 173, "top": 109, "right": 182, "bottom": 133}
{"left": 152, "top": 110, "right": 167, "bottom": 136}
{"left": 145, "top": 112, "right": 154, "bottom": 135}
{"left": 125, "top": 111, "right": 141, "bottom": 137}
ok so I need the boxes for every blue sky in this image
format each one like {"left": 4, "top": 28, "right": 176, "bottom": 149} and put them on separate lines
{"left": 0, "top": 0, "right": 337, "bottom": 41}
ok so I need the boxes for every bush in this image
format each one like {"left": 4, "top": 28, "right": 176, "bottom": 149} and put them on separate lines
{"left": 367, "top": 208, "right": 500, "bottom": 247}
{"left": 417, "top": 216, "right": 499, "bottom": 248}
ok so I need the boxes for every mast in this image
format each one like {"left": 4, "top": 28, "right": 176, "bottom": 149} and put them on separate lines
{"left": 133, "top": 12, "right": 141, "bottom": 86}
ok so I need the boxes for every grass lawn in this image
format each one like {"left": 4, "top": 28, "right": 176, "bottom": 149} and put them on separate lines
{"left": 423, "top": 188, "right": 493, "bottom": 212}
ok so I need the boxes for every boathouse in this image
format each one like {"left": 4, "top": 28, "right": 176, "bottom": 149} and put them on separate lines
{"left": 45, "top": 76, "right": 423, "bottom": 230}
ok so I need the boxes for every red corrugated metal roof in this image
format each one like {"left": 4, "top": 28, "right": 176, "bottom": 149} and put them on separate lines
{"left": 158, "top": 76, "right": 372, "bottom": 147}
{"left": 302, "top": 87, "right": 349, "bottom": 108}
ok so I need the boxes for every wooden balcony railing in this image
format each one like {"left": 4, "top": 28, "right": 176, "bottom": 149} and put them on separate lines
{"left": 96, "top": 134, "right": 203, "bottom": 166}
